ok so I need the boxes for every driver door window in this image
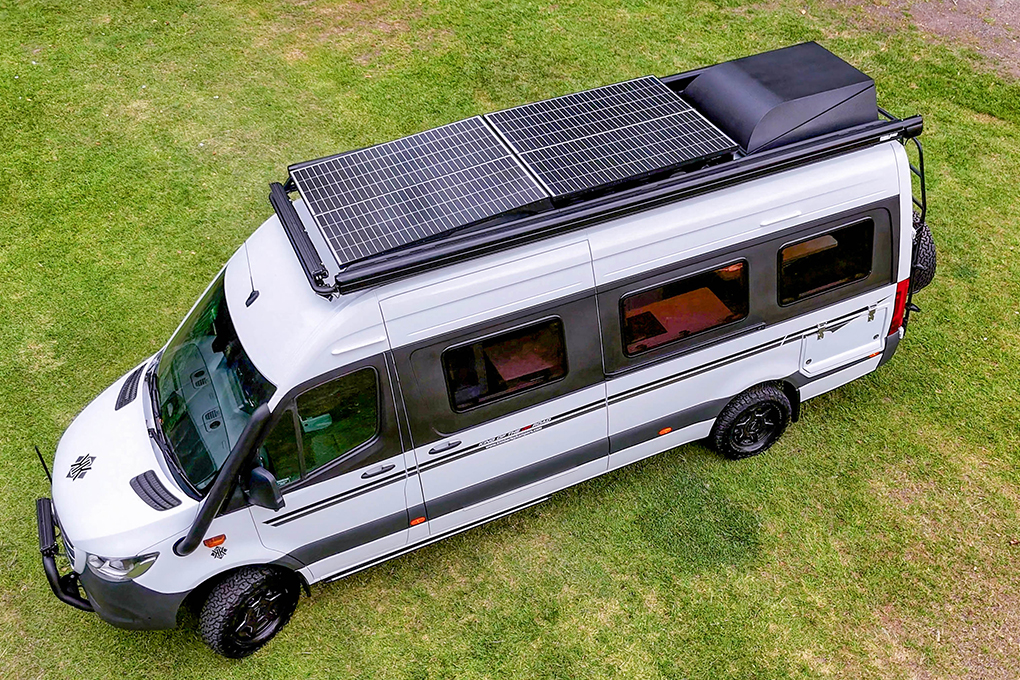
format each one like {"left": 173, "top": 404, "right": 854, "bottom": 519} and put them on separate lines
{"left": 259, "top": 368, "right": 380, "bottom": 485}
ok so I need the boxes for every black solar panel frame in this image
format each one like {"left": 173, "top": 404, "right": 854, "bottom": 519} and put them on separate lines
{"left": 289, "top": 117, "right": 550, "bottom": 268}
{"left": 485, "top": 76, "right": 738, "bottom": 200}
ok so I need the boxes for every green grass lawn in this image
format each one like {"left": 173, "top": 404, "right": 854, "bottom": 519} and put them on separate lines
{"left": 2, "top": 0, "right": 1020, "bottom": 677}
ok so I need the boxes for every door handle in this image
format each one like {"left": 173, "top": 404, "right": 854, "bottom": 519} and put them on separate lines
{"left": 428, "top": 440, "right": 461, "bottom": 455}
{"left": 361, "top": 464, "right": 396, "bottom": 479}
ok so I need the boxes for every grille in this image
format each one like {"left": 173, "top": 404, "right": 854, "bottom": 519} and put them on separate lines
{"left": 62, "top": 533, "right": 75, "bottom": 564}
{"left": 54, "top": 512, "right": 75, "bottom": 565}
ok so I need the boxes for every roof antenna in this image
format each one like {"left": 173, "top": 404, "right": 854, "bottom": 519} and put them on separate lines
{"left": 243, "top": 243, "right": 259, "bottom": 307}
{"left": 35, "top": 445, "right": 52, "bottom": 484}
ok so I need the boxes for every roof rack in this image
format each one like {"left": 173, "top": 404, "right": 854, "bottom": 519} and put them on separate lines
{"left": 269, "top": 43, "right": 922, "bottom": 298}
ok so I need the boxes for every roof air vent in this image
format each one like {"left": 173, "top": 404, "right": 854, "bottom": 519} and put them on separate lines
{"left": 683, "top": 42, "right": 878, "bottom": 154}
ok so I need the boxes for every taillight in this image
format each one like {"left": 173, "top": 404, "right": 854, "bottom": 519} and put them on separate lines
{"left": 888, "top": 279, "right": 910, "bottom": 335}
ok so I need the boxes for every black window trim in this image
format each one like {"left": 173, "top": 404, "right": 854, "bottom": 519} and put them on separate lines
{"left": 291, "top": 365, "right": 382, "bottom": 478}
{"left": 598, "top": 197, "right": 898, "bottom": 377}
{"left": 440, "top": 314, "right": 570, "bottom": 414}
{"left": 393, "top": 291, "right": 604, "bottom": 447}
{"left": 777, "top": 216, "right": 876, "bottom": 307}
{"left": 254, "top": 358, "right": 400, "bottom": 495}
{"left": 618, "top": 257, "right": 750, "bottom": 358}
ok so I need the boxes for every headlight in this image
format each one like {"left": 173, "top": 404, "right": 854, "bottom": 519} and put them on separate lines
{"left": 86, "top": 552, "right": 158, "bottom": 581}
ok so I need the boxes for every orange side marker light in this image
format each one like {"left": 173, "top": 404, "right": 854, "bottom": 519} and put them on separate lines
{"left": 658, "top": 427, "right": 673, "bottom": 436}
{"left": 203, "top": 534, "right": 226, "bottom": 548}
{"left": 410, "top": 516, "right": 427, "bottom": 527}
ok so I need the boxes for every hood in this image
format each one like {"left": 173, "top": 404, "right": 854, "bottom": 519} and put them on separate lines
{"left": 51, "top": 360, "right": 197, "bottom": 559}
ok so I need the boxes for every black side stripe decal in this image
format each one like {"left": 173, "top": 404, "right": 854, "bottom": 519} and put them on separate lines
{"left": 609, "top": 306, "right": 869, "bottom": 405}
{"left": 283, "top": 510, "right": 409, "bottom": 567}
{"left": 427, "top": 439, "right": 608, "bottom": 520}
{"left": 271, "top": 442, "right": 604, "bottom": 573}
{"left": 266, "top": 469, "right": 406, "bottom": 527}
{"left": 413, "top": 399, "right": 606, "bottom": 475}
{"left": 319, "top": 496, "right": 550, "bottom": 583}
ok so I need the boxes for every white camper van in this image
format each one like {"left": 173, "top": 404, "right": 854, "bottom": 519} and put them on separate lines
{"left": 37, "top": 43, "right": 936, "bottom": 657}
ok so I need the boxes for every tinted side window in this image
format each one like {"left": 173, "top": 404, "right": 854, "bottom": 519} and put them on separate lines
{"left": 258, "top": 411, "right": 302, "bottom": 487}
{"left": 295, "top": 368, "right": 379, "bottom": 474}
{"left": 779, "top": 219, "right": 874, "bottom": 305}
{"left": 621, "top": 261, "right": 748, "bottom": 356}
{"left": 443, "top": 318, "right": 567, "bottom": 412}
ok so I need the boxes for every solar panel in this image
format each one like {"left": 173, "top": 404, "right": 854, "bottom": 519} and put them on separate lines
{"left": 289, "top": 117, "right": 549, "bottom": 267}
{"left": 486, "top": 76, "right": 738, "bottom": 198}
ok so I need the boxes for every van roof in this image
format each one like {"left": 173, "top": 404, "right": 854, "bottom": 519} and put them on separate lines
{"left": 269, "top": 42, "right": 922, "bottom": 299}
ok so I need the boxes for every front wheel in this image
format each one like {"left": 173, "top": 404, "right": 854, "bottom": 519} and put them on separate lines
{"left": 199, "top": 566, "right": 301, "bottom": 658}
{"left": 710, "top": 384, "right": 792, "bottom": 459}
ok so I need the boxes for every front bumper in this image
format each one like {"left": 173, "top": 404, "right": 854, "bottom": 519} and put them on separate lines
{"left": 36, "top": 498, "right": 93, "bottom": 612}
{"left": 36, "top": 497, "right": 187, "bottom": 630}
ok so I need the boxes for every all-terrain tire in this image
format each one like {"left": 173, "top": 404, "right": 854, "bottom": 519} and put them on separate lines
{"left": 710, "top": 384, "right": 792, "bottom": 460}
{"left": 199, "top": 566, "right": 300, "bottom": 658}
{"left": 911, "top": 211, "right": 936, "bottom": 293}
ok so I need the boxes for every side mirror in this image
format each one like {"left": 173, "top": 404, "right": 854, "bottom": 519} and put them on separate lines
{"left": 247, "top": 467, "right": 285, "bottom": 511}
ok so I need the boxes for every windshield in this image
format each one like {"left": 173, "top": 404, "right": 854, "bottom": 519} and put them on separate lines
{"left": 155, "top": 272, "right": 275, "bottom": 493}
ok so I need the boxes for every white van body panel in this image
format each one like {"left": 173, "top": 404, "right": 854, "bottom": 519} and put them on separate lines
{"left": 378, "top": 239, "right": 595, "bottom": 349}
{"left": 800, "top": 354, "right": 884, "bottom": 402}
{"left": 894, "top": 142, "right": 915, "bottom": 282}
{"left": 226, "top": 211, "right": 391, "bottom": 406}
{"left": 588, "top": 143, "right": 901, "bottom": 285}
{"left": 414, "top": 383, "right": 608, "bottom": 536}
{"left": 251, "top": 450, "right": 410, "bottom": 582}
{"left": 51, "top": 365, "right": 196, "bottom": 562}
{"left": 225, "top": 213, "right": 337, "bottom": 390}
{"left": 133, "top": 506, "right": 281, "bottom": 595}
{"left": 609, "top": 420, "right": 715, "bottom": 471}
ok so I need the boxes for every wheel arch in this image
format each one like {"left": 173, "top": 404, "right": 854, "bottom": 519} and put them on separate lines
{"left": 779, "top": 380, "right": 801, "bottom": 422}
{"left": 182, "top": 562, "right": 310, "bottom": 615}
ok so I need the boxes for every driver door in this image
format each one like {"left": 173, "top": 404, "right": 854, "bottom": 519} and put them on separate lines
{"left": 250, "top": 356, "right": 410, "bottom": 580}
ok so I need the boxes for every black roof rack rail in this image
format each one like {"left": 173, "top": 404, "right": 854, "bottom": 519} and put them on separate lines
{"left": 320, "top": 113, "right": 921, "bottom": 295}
{"left": 268, "top": 182, "right": 334, "bottom": 298}
{"left": 270, "top": 53, "right": 922, "bottom": 300}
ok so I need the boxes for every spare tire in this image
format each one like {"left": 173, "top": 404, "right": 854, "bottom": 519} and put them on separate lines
{"left": 911, "top": 211, "right": 936, "bottom": 293}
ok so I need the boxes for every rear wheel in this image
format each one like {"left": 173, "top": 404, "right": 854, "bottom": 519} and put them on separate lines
{"left": 199, "top": 566, "right": 300, "bottom": 658}
{"left": 710, "top": 384, "right": 792, "bottom": 459}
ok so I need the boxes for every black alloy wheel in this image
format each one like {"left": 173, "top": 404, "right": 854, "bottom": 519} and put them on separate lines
{"left": 710, "top": 384, "right": 792, "bottom": 459}
{"left": 200, "top": 566, "right": 300, "bottom": 658}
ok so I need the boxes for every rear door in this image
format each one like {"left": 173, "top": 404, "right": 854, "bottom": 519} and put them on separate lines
{"left": 250, "top": 355, "right": 410, "bottom": 580}
{"left": 780, "top": 218, "right": 890, "bottom": 376}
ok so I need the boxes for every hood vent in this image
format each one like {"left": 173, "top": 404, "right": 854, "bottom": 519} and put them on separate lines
{"left": 115, "top": 365, "right": 145, "bottom": 411}
{"left": 130, "top": 470, "right": 182, "bottom": 511}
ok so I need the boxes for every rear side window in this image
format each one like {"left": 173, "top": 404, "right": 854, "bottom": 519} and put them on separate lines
{"left": 779, "top": 219, "right": 874, "bottom": 305}
{"left": 621, "top": 261, "right": 749, "bottom": 356}
{"left": 443, "top": 318, "right": 567, "bottom": 411}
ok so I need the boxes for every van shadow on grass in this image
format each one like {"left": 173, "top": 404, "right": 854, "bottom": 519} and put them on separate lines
{"left": 316, "top": 441, "right": 762, "bottom": 615}
{"left": 569, "top": 443, "right": 762, "bottom": 579}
